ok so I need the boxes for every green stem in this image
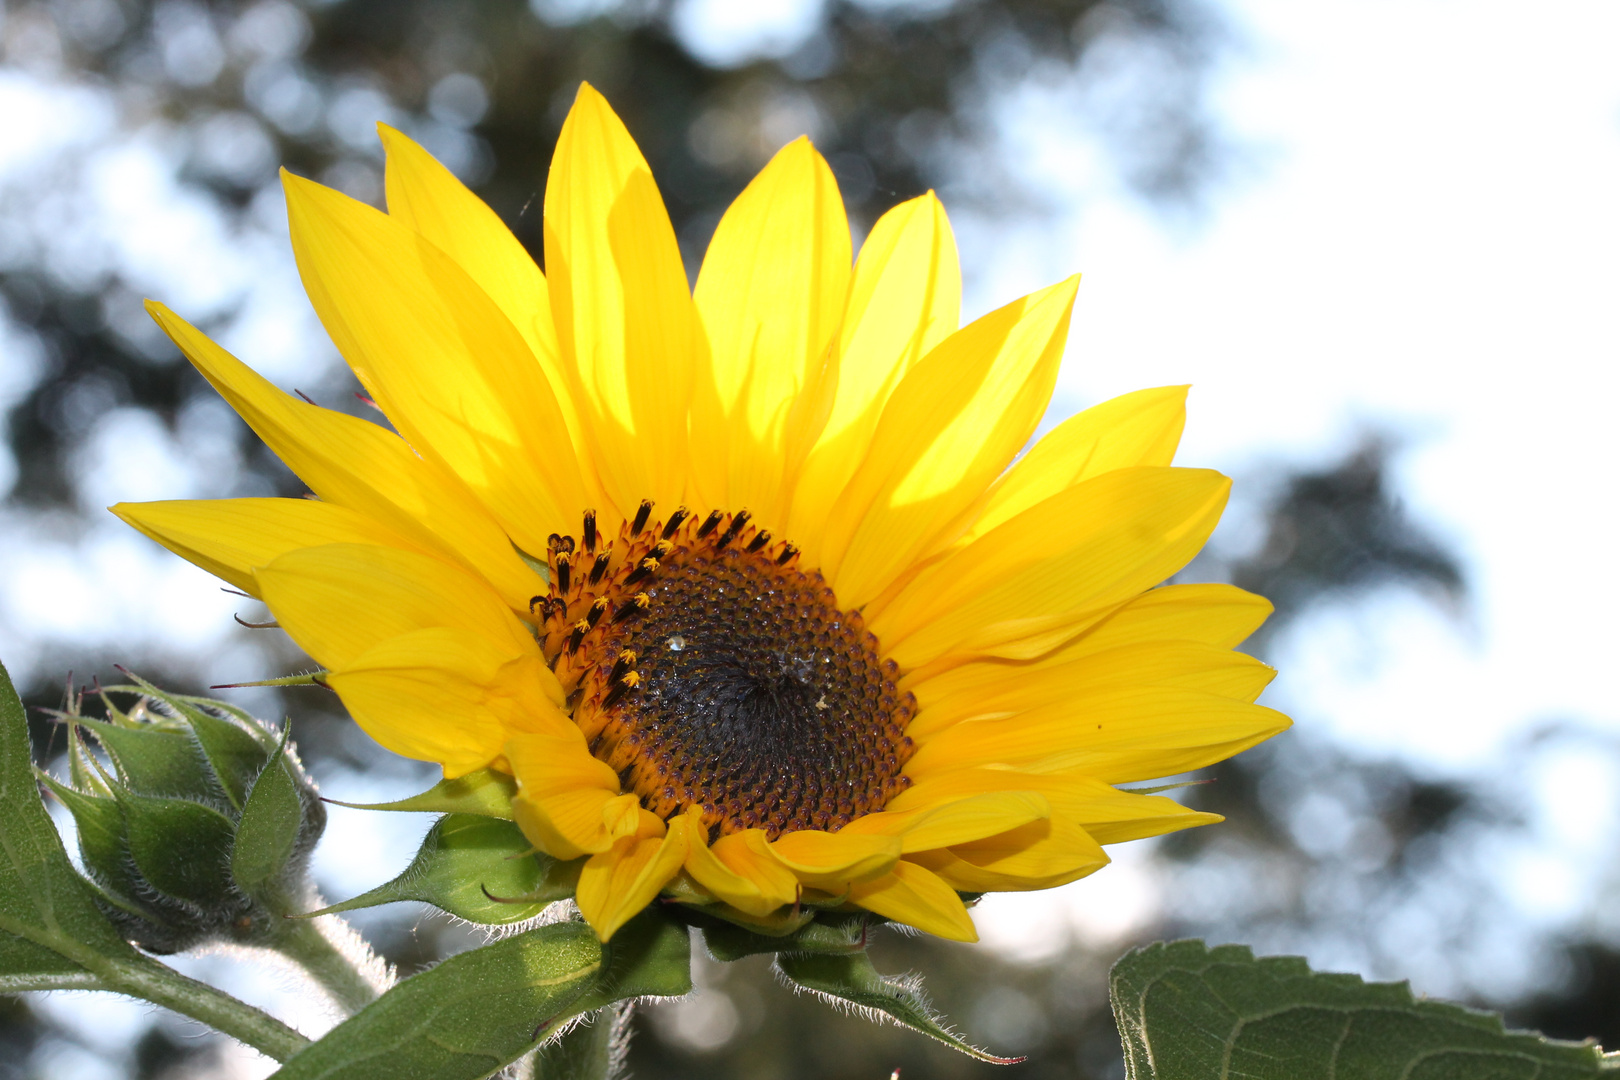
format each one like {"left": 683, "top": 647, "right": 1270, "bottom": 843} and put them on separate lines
{"left": 535, "top": 1003, "right": 631, "bottom": 1080}
{"left": 268, "top": 913, "right": 389, "bottom": 1016}
{"left": 92, "top": 954, "right": 311, "bottom": 1062}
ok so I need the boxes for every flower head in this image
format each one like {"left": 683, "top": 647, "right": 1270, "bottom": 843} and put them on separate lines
{"left": 116, "top": 84, "right": 1289, "bottom": 943}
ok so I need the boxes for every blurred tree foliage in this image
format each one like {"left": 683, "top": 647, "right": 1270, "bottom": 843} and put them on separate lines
{"left": 3, "top": 2, "right": 1609, "bottom": 1079}
{"left": 1, "top": 0, "right": 1218, "bottom": 515}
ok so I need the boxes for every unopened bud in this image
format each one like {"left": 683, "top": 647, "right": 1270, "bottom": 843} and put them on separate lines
{"left": 40, "top": 676, "right": 325, "bottom": 954}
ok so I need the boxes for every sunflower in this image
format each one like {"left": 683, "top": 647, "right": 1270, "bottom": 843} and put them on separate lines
{"left": 114, "top": 84, "right": 1288, "bottom": 944}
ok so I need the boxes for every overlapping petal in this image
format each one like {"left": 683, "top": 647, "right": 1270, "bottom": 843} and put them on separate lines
{"left": 111, "top": 497, "right": 416, "bottom": 597}
{"left": 544, "top": 84, "right": 696, "bottom": 521}
{"left": 871, "top": 466, "right": 1231, "bottom": 667}
{"left": 787, "top": 193, "right": 960, "bottom": 561}
{"left": 145, "top": 302, "right": 541, "bottom": 610}
{"left": 690, "top": 137, "right": 850, "bottom": 526}
{"left": 285, "top": 171, "right": 586, "bottom": 554}
{"left": 818, "top": 276, "right": 1079, "bottom": 608}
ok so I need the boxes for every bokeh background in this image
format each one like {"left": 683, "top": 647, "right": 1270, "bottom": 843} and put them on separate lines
{"left": 2, "top": 0, "right": 1618, "bottom": 1076}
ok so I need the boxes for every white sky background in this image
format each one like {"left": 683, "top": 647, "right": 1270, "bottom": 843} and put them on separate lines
{"left": 959, "top": 0, "right": 1620, "bottom": 974}
{"left": 4, "top": 0, "right": 1620, "bottom": 1066}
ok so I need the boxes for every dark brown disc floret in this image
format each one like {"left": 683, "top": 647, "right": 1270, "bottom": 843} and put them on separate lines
{"left": 533, "top": 502, "right": 916, "bottom": 840}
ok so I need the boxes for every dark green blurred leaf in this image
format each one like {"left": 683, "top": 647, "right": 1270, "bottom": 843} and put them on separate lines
{"left": 231, "top": 726, "right": 304, "bottom": 895}
{"left": 269, "top": 921, "right": 606, "bottom": 1080}
{"left": 1110, "top": 940, "right": 1619, "bottom": 1079}
{"left": 777, "top": 950, "right": 1020, "bottom": 1065}
{"left": 328, "top": 768, "right": 516, "bottom": 819}
{"left": 308, "top": 814, "right": 559, "bottom": 925}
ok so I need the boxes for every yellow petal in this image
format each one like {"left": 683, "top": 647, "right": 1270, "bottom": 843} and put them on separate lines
{"left": 544, "top": 83, "right": 695, "bottom": 520}
{"left": 111, "top": 497, "right": 415, "bottom": 597}
{"left": 577, "top": 821, "right": 690, "bottom": 941}
{"left": 848, "top": 860, "right": 977, "bottom": 942}
{"left": 905, "top": 686, "right": 1291, "bottom": 785}
{"left": 507, "top": 730, "right": 632, "bottom": 859}
{"left": 256, "top": 543, "right": 537, "bottom": 671}
{"left": 905, "top": 582, "right": 1273, "bottom": 711}
{"left": 872, "top": 466, "right": 1230, "bottom": 669}
{"left": 681, "top": 814, "right": 799, "bottom": 917}
{"left": 839, "top": 791, "right": 1050, "bottom": 852}
{"left": 1067, "top": 582, "right": 1274, "bottom": 651}
{"left": 908, "top": 640, "right": 1276, "bottom": 741}
{"left": 965, "top": 385, "right": 1188, "bottom": 543}
{"left": 937, "top": 817, "right": 1109, "bottom": 889}
{"left": 769, "top": 830, "right": 900, "bottom": 891}
{"left": 819, "top": 276, "right": 1079, "bottom": 607}
{"left": 147, "top": 302, "right": 541, "bottom": 610}
{"left": 788, "top": 194, "right": 960, "bottom": 564}
{"left": 690, "top": 137, "right": 851, "bottom": 526}
{"left": 378, "top": 126, "right": 596, "bottom": 492}
{"left": 326, "top": 627, "right": 561, "bottom": 777}
{"left": 284, "top": 170, "right": 586, "bottom": 555}
{"left": 886, "top": 768, "right": 1221, "bottom": 846}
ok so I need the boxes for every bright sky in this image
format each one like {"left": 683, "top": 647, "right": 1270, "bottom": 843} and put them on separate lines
{"left": 5, "top": 0, "right": 1620, "bottom": 1057}
{"left": 964, "top": 0, "right": 1620, "bottom": 962}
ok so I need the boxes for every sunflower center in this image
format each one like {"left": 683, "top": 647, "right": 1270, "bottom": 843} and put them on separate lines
{"left": 533, "top": 502, "right": 915, "bottom": 839}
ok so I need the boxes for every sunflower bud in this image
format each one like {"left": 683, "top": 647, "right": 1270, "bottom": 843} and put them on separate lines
{"left": 40, "top": 679, "right": 325, "bottom": 954}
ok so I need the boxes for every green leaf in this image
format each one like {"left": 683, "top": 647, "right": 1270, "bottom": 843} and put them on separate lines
{"left": 231, "top": 726, "right": 304, "bottom": 895}
{"left": 1110, "top": 940, "right": 1620, "bottom": 1079}
{"left": 269, "top": 921, "right": 606, "bottom": 1080}
{"left": 327, "top": 768, "right": 517, "bottom": 819}
{"left": 585, "top": 910, "right": 692, "bottom": 1004}
{"left": 0, "top": 660, "right": 151, "bottom": 988}
{"left": 777, "top": 950, "right": 1021, "bottom": 1065}
{"left": 699, "top": 911, "right": 871, "bottom": 962}
{"left": 307, "top": 814, "right": 561, "bottom": 925}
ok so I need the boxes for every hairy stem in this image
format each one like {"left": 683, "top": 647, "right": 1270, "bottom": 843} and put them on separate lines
{"left": 92, "top": 954, "right": 311, "bottom": 1062}
{"left": 535, "top": 1003, "right": 633, "bottom": 1080}
{"left": 268, "top": 912, "right": 393, "bottom": 1017}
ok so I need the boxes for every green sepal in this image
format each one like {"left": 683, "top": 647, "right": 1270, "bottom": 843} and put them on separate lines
{"left": 116, "top": 789, "right": 239, "bottom": 909}
{"left": 777, "top": 950, "right": 1022, "bottom": 1065}
{"left": 698, "top": 910, "right": 871, "bottom": 961}
{"left": 34, "top": 770, "right": 143, "bottom": 907}
{"left": 512, "top": 540, "right": 552, "bottom": 587}
{"left": 304, "top": 814, "right": 563, "bottom": 925}
{"left": 178, "top": 704, "right": 273, "bottom": 811}
{"left": 231, "top": 724, "right": 304, "bottom": 895}
{"left": 688, "top": 899, "right": 815, "bottom": 937}
{"left": 208, "top": 671, "right": 330, "bottom": 690}
{"left": 66, "top": 725, "right": 113, "bottom": 795}
{"left": 79, "top": 717, "right": 219, "bottom": 800}
{"left": 268, "top": 920, "right": 606, "bottom": 1080}
{"left": 1110, "top": 940, "right": 1620, "bottom": 1078}
{"left": 327, "top": 767, "right": 517, "bottom": 819}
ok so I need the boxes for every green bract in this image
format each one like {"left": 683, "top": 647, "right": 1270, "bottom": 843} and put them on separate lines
{"left": 38, "top": 677, "right": 325, "bottom": 954}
